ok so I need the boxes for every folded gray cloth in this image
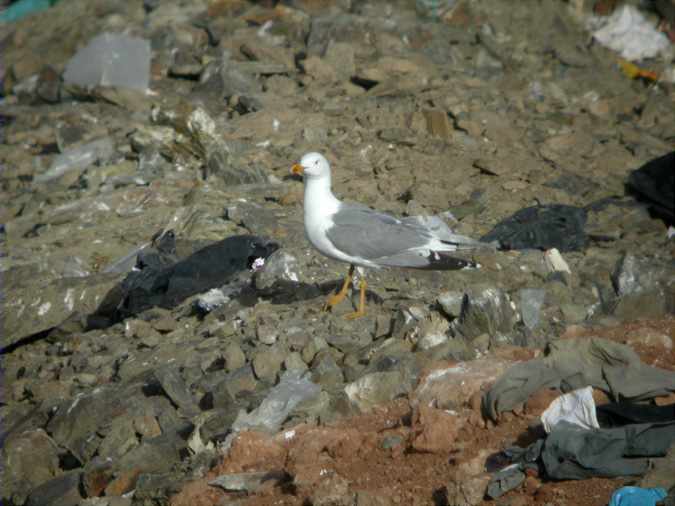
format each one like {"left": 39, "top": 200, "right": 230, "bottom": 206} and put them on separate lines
{"left": 482, "top": 338, "right": 675, "bottom": 421}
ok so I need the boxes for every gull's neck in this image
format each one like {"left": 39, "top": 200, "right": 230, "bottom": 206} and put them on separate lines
{"left": 304, "top": 174, "right": 340, "bottom": 217}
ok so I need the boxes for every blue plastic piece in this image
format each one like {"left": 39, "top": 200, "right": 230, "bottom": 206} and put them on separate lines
{"left": 609, "top": 486, "right": 667, "bottom": 506}
{"left": 0, "top": 0, "right": 56, "bottom": 23}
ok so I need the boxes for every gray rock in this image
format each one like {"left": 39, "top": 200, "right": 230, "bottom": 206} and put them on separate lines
{"left": 225, "top": 201, "right": 280, "bottom": 236}
{"left": 252, "top": 344, "right": 287, "bottom": 383}
{"left": 2, "top": 273, "right": 122, "bottom": 348}
{"left": 79, "top": 497, "right": 132, "bottom": 506}
{"left": 222, "top": 365, "right": 258, "bottom": 398}
{"left": 415, "top": 314, "right": 451, "bottom": 351}
{"left": 455, "top": 286, "right": 518, "bottom": 340}
{"left": 132, "top": 472, "right": 185, "bottom": 505}
{"left": 519, "top": 288, "right": 546, "bottom": 330}
{"left": 206, "top": 151, "right": 267, "bottom": 185}
{"left": 25, "top": 471, "right": 83, "bottom": 506}
{"left": 200, "top": 408, "right": 238, "bottom": 442}
{"left": 438, "top": 290, "right": 464, "bottom": 319}
{"left": 116, "top": 434, "right": 186, "bottom": 475}
{"left": 284, "top": 351, "right": 308, "bottom": 373}
{"left": 391, "top": 305, "right": 428, "bottom": 340}
{"left": 209, "top": 471, "right": 285, "bottom": 493}
{"left": 223, "top": 342, "right": 246, "bottom": 372}
{"left": 326, "top": 332, "right": 372, "bottom": 354}
{"left": 612, "top": 253, "right": 671, "bottom": 296}
{"left": 344, "top": 371, "right": 413, "bottom": 412}
{"left": 2, "top": 429, "right": 61, "bottom": 505}
{"left": 611, "top": 254, "right": 675, "bottom": 320}
{"left": 256, "top": 312, "right": 281, "bottom": 345}
{"left": 97, "top": 418, "right": 139, "bottom": 460}
{"left": 311, "top": 350, "right": 345, "bottom": 388}
{"left": 154, "top": 366, "right": 200, "bottom": 417}
{"left": 81, "top": 456, "right": 114, "bottom": 497}
{"left": 420, "top": 337, "right": 475, "bottom": 362}
{"left": 302, "top": 336, "right": 329, "bottom": 364}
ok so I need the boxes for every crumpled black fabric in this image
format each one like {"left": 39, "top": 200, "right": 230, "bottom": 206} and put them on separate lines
{"left": 94, "top": 231, "right": 279, "bottom": 322}
{"left": 486, "top": 440, "right": 543, "bottom": 498}
{"left": 481, "top": 204, "right": 587, "bottom": 252}
{"left": 627, "top": 151, "right": 675, "bottom": 223}
{"left": 482, "top": 338, "right": 675, "bottom": 422}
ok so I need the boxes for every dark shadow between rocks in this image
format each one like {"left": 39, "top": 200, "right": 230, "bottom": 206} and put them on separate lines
{"left": 256, "top": 278, "right": 383, "bottom": 307}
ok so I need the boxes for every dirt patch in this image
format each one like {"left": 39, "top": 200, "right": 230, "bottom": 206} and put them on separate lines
{"left": 171, "top": 318, "right": 675, "bottom": 506}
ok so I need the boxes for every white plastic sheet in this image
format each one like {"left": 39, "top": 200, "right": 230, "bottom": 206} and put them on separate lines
{"left": 591, "top": 6, "right": 671, "bottom": 61}
{"left": 541, "top": 386, "right": 600, "bottom": 433}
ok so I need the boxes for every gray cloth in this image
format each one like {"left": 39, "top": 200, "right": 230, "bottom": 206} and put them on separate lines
{"left": 542, "top": 421, "right": 675, "bottom": 480}
{"left": 486, "top": 465, "right": 525, "bottom": 499}
{"left": 493, "top": 420, "right": 675, "bottom": 482}
{"left": 482, "top": 338, "right": 675, "bottom": 422}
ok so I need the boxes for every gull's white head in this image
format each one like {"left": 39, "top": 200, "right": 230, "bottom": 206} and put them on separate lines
{"left": 291, "top": 152, "right": 331, "bottom": 179}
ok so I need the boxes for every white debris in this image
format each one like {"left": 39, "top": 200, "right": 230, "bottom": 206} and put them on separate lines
{"left": 38, "top": 302, "right": 51, "bottom": 316}
{"left": 541, "top": 386, "right": 600, "bottom": 433}
{"left": 196, "top": 288, "right": 230, "bottom": 312}
{"left": 250, "top": 257, "right": 266, "bottom": 272}
{"left": 544, "top": 248, "right": 571, "bottom": 274}
{"left": 589, "top": 5, "right": 671, "bottom": 61}
{"left": 64, "top": 289, "right": 75, "bottom": 312}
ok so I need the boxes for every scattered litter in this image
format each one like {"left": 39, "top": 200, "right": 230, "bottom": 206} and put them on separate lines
{"left": 96, "top": 233, "right": 278, "bottom": 322}
{"left": 590, "top": 5, "right": 671, "bottom": 61}
{"left": 196, "top": 288, "right": 230, "bottom": 313}
{"left": 519, "top": 288, "right": 546, "bottom": 331}
{"left": 0, "top": 0, "right": 57, "bottom": 23}
{"left": 541, "top": 386, "right": 600, "bottom": 433}
{"left": 543, "top": 248, "right": 572, "bottom": 274}
{"left": 63, "top": 33, "right": 151, "bottom": 91}
{"left": 609, "top": 486, "right": 667, "bottom": 506}
{"left": 482, "top": 337, "right": 675, "bottom": 421}
{"left": 486, "top": 464, "right": 525, "bottom": 499}
{"left": 34, "top": 138, "right": 115, "bottom": 183}
{"left": 415, "top": 0, "right": 456, "bottom": 20}
{"left": 231, "top": 371, "right": 321, "bottom": 433}
{"left": 618, "top": 59, "right": 659, "bottom": 81}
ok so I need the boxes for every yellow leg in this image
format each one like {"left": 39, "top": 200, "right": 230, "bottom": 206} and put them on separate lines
{"left": 344, "top": 277, "right": 367, "bottom": 319}
{"left": 323, "top": 264, "right": 355, "bottom": 312}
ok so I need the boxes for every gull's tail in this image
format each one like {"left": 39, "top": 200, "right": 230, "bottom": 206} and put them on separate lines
{"left": 405, "top": 215, "right": 498, "bottom": 251}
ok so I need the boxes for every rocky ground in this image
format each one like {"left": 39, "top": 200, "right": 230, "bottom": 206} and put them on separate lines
{"left": 1, "top": 0, "right": 675, "bottom": 505}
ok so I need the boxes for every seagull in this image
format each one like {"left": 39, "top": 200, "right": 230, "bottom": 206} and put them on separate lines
{"left": 291, "top": 152, "right": 492, "bottom": 319}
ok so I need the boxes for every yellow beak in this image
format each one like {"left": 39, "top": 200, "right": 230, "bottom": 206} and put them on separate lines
{"left": 291, "top": 163, "right": 304, "bottom": 175}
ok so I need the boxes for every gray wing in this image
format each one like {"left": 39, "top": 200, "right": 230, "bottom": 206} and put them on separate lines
{"left": 326, "top": 205, "right": 433, "bottom": 261}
